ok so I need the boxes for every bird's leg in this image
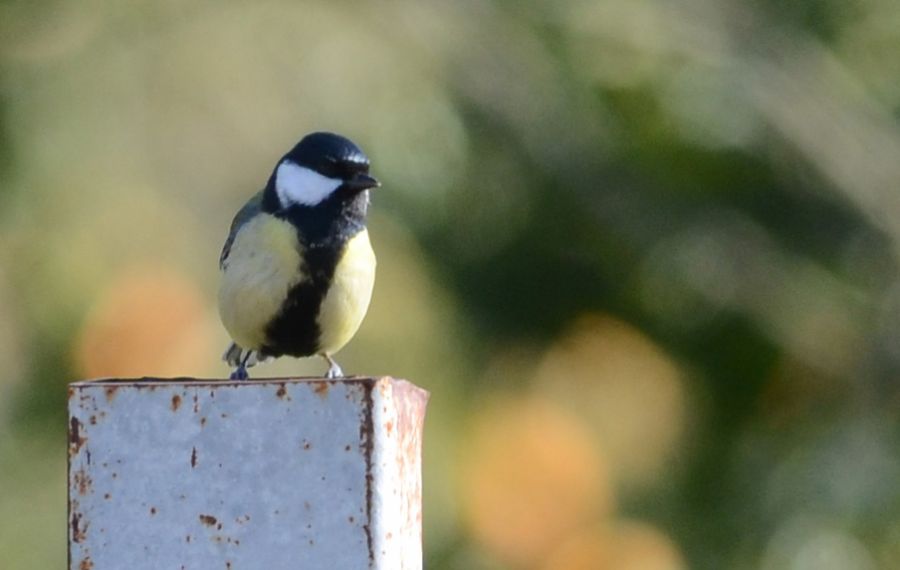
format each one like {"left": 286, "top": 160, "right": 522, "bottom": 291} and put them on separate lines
{"left": 322, "top": 354, "right": 344, "bottom": 379}
{"left": 229, "top": 350, "right": 254, "bottom": 380}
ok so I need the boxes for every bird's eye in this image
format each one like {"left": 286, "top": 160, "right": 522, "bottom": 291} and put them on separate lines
{"left": 349, "top": 161, "right": 370, "bottom": 177}
{"left": 317, "top": 158, "right": 342, "bottom": 179}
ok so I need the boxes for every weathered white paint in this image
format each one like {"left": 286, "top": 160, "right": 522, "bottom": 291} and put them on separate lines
{"left": 68, "top": 377, "right": 428, "bottom": 570}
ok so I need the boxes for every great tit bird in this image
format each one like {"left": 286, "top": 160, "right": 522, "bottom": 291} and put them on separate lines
{"left": 217, "top": 132, "right": 379, "bottom": 380}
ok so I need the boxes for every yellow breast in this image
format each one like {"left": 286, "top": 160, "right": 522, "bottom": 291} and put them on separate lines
{"left": 218, "top": 214, "right": 305, "bottom": 350}
{"left": 315, "top": 229, "right": 376, "bottom": 355}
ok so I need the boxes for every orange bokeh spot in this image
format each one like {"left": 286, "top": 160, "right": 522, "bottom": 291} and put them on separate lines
{"left": 541, "top": 521, "right": 686, "bottom": 570}
{"left": 535, "top": 314, "right": 686, "bottom": 490}
{"left": 74, "top": 266, "right": 214, "bottom": 378}
{"left": 460, "top": 398, "right": 613, "bottom": 567}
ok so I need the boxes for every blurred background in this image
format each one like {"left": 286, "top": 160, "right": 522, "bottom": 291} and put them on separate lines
{"left": 1, "top": 0, "right": 900, "bottom": 568}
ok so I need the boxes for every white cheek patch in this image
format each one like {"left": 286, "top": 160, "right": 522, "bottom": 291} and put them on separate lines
{"left": 275, "top": 161, "right": 343, "bottom": 207}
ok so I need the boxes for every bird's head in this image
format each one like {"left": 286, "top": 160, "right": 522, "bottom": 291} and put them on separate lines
{"left": 265, "top": 132, "right": 380, "bottom": 211}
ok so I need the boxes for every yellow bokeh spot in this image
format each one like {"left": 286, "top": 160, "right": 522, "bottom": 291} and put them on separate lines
{"left": 460, "top": 397, "right": 613, "bottom": 567}
{"left": 74, "top": 265, "right": 215, "bottom": 379}
{"left": 535, "top": 314, "right": 687, "bottom": 490}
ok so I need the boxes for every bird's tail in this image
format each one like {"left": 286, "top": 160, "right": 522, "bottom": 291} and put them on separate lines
{"left": 222, "top": 342, "right": 244, "bottom": 366}
{"left": 222, "top": 342, "right": 272, "bottom": 368}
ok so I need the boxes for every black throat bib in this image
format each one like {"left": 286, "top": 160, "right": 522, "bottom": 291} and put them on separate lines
{"left": 262, "top": 191, "right": 368, "bottom": 357}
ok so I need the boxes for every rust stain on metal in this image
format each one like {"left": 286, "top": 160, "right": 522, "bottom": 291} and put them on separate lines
{"left": 79, "top": 556, "right": 94, "bottom": 570}
{"left": 171, "top": 394, "right": 182, "bottom": 411}
{"left": 191, "top": 446, "right": 198, "bottom": 468}
{"left": 89, "top": 415, "right": 97, "bottom": 425}
{"left": 150, "top": 507, "right": 157, "bottom": 516}
{"left": 71, "top": 510, "right": 87, "bottom": 543}
{"left": 302, "top": 440, "right": 311, "bottom": 450}
{"left": 74, "top": 468, "right": 92, "bottom": 496}
{"left": 313, "top": 381, "right": 330, "bottom": 398}
{"left": 69, "top": 416, "right": 86, "bottom": 458}
{"left": 193, "top": 393, "right": 199, "bottom": 413}
{"left": 275, "top": 384, "right": 289, "bottom": 400}
{"left": 104, "top": 386, "right": 118, "bottom": 402}
{"left": 199, "top": 514, "right": 218, "bottom": 527}
{"left": 359, "top": 380, "right": 375, "bottom": 567}
{"left": 385, "top": 420, "right": 393, "bottom": 435}
{"left": 200, "top": 417, "right": 207, "bottom": 427}
{"left": 393, "top": 379, "right": 430, "bottom": 547}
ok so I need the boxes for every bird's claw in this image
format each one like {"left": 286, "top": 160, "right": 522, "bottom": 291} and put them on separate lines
{"left": 230, "top": 365, "right": 249, "bottom": 380}
{"left": 323, "top": 354, "right": 344, "bottom": 379}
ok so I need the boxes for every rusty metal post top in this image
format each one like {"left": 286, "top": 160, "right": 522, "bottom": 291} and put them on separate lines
{"left": 68, "top": 375, "right": 429, "bottom": 570}
{"left": 69, "top": 375, "right": 427, "bottom": 389}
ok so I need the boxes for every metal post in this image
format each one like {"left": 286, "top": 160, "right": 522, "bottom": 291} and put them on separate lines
{"left": 67, "top": 377, "right": 429, "bottom": 570}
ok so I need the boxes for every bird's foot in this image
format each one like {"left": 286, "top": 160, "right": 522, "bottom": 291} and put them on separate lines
{"left": 224, "top": 344, "right": 272, "bottom": 378}
{"left": 322, "top": 354, "right": 344, "bottom": 379}
{"left": 230, "top": 365, "right": 249, "bottom": 380}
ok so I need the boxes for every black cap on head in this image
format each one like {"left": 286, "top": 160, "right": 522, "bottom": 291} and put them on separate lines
{"left": 283, "top": 132, "right": 371, "bottom": 180}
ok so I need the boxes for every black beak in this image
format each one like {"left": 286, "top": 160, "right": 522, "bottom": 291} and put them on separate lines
{"left": 343, "top": 173, "right": 380, "bottom": 193}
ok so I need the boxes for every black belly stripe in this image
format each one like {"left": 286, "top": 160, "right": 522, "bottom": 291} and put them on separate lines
{"left": 262, "top": 244, "right": 341, "bottom": 357}
{"left": 261, "top": 193, "right": 367, "bottom": 358}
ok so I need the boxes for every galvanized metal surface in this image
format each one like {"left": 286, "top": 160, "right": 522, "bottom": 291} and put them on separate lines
{"left": 68, "top": 377, "right": 428, "bottom": 570}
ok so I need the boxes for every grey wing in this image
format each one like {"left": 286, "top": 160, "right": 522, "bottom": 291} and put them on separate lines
{"left": 219, "top": 191, "right": 264, "bottom": 270}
